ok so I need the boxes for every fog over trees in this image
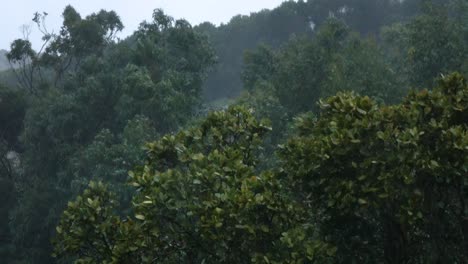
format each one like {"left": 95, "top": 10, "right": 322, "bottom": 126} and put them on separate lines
{"left": 0, "top": 0, "right": 467, "bottom": 263}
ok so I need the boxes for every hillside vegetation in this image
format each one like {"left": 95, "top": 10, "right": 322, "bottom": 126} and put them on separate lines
{"left": 0, "top": 0, "right": 467, "bottom": 263}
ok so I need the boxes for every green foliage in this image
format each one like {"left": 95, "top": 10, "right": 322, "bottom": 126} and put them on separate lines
{"left": 0, "top": 86, "right": 26, "bottom": 253}
{"left": 7, "top": 6, "right": 124, "bottom": 93}
{"left": 271, "top": 18, "right": 404, "bottom": 115}
{"left": 236, "top": 84, "right": 290, "bottom": 169}
{"left": 242, "top": 45, "right": 277, "bottom": 92}
{"left": 3, "top": 1, "right": 468, "bottom": 263}
{"left": 199, "top": 0, "right": 421, "bottom": 101}
{"left": 406, "top": 3, "right": 467, "bottom": 87}
{"left": 55, "top": 74, "right": 467, "bottom": 263}
{"left": 117, "top": 9, "right": 216, "bottom": 132}
{"left": 7, "top": 39, "right": 38, "bottom": 92}
{"left": 52, "top": 181, "right": 123, "bottom": 263}
{"left": 382, "top": 1, "right": 468, "bottom": 88}
{"left": 4, "top": 7, "right": 215, "bottom": 263}
{"left": 66, "top": 116, "right": 157, "bottom": 211}
{"left": 197, "top": 0, "right": 313, "bottom": 100}
{"left": 0, "top": 85, "right": 23, "bottom": 258}
{"left": 0, "top": 85, "right": 26, "bottom": 149}
{"left": 7, "top": 40, "right": 35, "bottom": 63}
{"left": 279, "top": 73, "right": 468, "bottom": 263}
{"left": 41, "top": 6, "right": 123, "bottom": 85}
{"left": 324, "top": 35, "right": 404, "bottom": 104}
{"left": 53, "top": 106, "right": 334, "bottom": 263}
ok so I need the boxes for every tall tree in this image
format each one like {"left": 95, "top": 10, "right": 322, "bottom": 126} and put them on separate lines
{"left": 6, "top": 7, "right": 215, "bottom": 263}
{"left": 279, "top": 73, "right": 468, "bottom": 263}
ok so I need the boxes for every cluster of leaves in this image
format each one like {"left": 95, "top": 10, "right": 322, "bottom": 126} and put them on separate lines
{"left": 279, "top": 73, "right": 468, "bottom": 263}
{"left": 53, "top": 106, "right": 335, "bottom": 263}
{"left": 54, "top": 73, "right": 467, "bottom": 263}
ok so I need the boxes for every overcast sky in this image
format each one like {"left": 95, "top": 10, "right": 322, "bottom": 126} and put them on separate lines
{"left": 1, "top": 0, "right": 287, "bottom": 50}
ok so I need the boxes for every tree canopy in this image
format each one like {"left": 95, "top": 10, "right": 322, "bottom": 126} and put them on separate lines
{"left": 53, "top": 73, "right": 467, "bottom": 263}
{"left": 0, "top": 1, "right": 467, "bottom": 263}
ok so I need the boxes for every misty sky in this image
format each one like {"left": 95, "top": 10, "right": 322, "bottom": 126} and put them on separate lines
{"left": 1, "top": 0, "right": 287, "bottom": 50}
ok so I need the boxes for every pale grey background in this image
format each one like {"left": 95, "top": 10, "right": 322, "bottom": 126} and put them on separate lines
{"left": 1, "top": 0, "right": 287, "bottom": 50}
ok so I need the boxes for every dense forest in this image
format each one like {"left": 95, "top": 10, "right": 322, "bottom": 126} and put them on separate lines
{"left": 0, "top": 0, "right": 467, "bottom": 263}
